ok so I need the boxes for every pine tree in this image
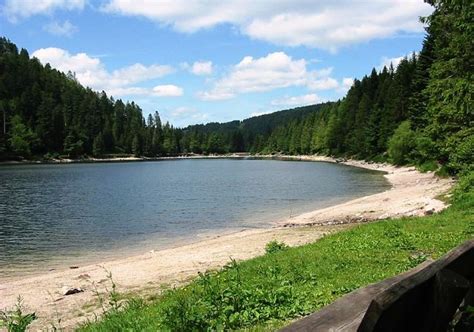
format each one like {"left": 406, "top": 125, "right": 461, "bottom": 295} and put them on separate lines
{"left": 92, "top": 133, "right": 105, "bottom": 157}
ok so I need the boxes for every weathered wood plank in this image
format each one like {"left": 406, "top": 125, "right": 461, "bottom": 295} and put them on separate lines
{"left": 359, "top": 240, "right": 474, "bottom": 332}
{"left": 359, "top": 269, "right": 469, "bottom": 332}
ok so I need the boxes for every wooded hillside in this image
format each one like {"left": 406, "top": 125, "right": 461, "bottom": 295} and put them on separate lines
{"left": 0, "top": 0, "right": 471, "bottom": 174}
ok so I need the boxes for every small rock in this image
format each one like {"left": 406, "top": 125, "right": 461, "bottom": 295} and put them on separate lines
{"left": 69, "top": 266, "right": 79, "bottom": 269}
{"left": 424, "top": 209, "right": 435, "bottom": 215}
{"left": 62, "top": 286, "right": 84, "bottom": 296}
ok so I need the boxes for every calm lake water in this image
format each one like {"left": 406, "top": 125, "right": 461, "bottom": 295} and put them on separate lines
{"left": 0, "top": 159, "right": 389, "bottom": 278}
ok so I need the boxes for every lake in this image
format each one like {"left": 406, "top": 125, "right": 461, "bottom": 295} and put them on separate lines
{"left": 0, "top": 158, "right": 389, "bottom": 279}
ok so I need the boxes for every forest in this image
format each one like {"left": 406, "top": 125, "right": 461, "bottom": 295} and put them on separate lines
{"left": 0, "top": 0, "right": 472, "bottom": 175}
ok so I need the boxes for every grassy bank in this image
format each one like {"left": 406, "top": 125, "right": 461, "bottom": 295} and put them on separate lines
{"left": 79, "top": 173, "right": 473, "bottom": 331}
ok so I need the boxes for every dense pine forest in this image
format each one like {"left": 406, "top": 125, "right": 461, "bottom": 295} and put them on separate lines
{"left": 0, "top": 0, "right": 472, "bottom": 175}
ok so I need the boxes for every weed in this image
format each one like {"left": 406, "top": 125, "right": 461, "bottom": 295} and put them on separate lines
{"left": 265, "top": 240, "right": 289, "bottom": 254}
{"left": 0, "top": 296, "right": 36, "bottom": 332}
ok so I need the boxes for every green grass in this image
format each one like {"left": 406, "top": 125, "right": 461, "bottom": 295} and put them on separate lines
{"left": 80, "top": 176, "right": 474, "bottom": 332}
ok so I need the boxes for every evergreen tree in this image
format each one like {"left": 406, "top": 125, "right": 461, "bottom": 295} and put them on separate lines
{"left": 92, "top": 133, "right": 105, "bottom": 157}
{"left": 422, "top": 0, "right": 473, "bottom": 173}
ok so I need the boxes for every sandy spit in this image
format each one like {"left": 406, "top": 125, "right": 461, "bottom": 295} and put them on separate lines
{"left": 0, "top": 156, "right": 454, "bottom": 331}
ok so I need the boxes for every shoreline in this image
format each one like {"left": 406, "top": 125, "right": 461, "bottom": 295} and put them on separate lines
{"left": 0, "top": 153, "right": 251, "bottom": 166}
{"left": 0, "top": 156, "right": 454, "bottom": 330}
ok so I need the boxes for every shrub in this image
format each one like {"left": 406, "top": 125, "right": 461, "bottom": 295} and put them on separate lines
{"left": 452, "top": 171, "right": 474, "bottom": 203}
{"left": 265, "top": 240, "right": 289, "bottom": 254}
{"left": 387, "top": 121, "right": 416, "bottom": 165}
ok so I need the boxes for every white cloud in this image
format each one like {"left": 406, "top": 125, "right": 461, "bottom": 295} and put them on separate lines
{"left": 307, "top": 77, "right": 339, "bottom": 91}
{"left": 2, "top": 0, "right": 85, "bottom": 22}
{"left": 199, "top": 51, "right": 342, "bottom": 101}
{"left": 199, "top": 52, "right": 308, "bottom": 100}
{"left": 338, "top": 77, "right": 354, "bottom": 94}
{"left": 271, "top": 93, "right": 323, "bottom": 106}
{"left": 152, "top": 84, "right": 183, "bottom": 97}
{"left": 32, "top": 47, "right": 174, "bottom": 97}
{"left": 43, "top": 20, "right": 78, "bottom": 37}
{"left": 342, "top": 78, "right": 354, "bottom": 88}
{"left": 169, "top": 107, "right": 209, "bottom": 126}
{"left": 191, "top": 61, "right": 213, "bottom": 75}
{"left": 114, "top": 63, "right": 174, "bottom": 85}
{"left": 102, "top": 0, "right": 432, "bottom": 51}
{"left": 378, "top": 56, "right": 405, "bottom": 71}
{"left": 250, "top": 111, "right": 273, "bottom": 117}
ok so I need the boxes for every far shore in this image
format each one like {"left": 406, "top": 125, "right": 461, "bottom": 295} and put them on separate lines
{"left": 0, "top": 153, "right": 252, "bottom": 165}
{"left": 0, "top": 156, "right": 454, "bottom": 330}
{"left": 0, "top": 152, "right": 351, "bottom": 166}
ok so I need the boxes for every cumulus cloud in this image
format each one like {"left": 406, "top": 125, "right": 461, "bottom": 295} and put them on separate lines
{"left": 2, "top": 0, "right": 85, "bottom": 22}
{"left": 43, "top": 20, "right": 78, "bottom": 37}
{"left": 338, "top": 77, "right": 354, "bottom": 94}
{"left": 378, "top": 56, "right": 405, "bottom": 71}
{"left": 152, "top": 84, "right": 183, "bottom": 97}
{"left": 198, "top": 51, "right": 343, "bottom": 101}
{"left": 32, "top": 47, "right": 175, "bottom": 97}
{"left": 191, "top": 61, "right": 213, "bottom": 75}
{"left": 271, "top": 93, "right": 323, "bottom": 106}
{"left": 307, "top": 77, "right": 339, "bottom": 91}
{"left": 169, "top": 107, "right": 209, "bottom": 127}
{"left": 199, "top": 52, "right": 307, "bottom": 100}
{"left": 102, "top": 0, "right": 432, "bottom": 51}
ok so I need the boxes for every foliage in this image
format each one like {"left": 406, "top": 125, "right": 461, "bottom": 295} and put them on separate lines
{"left": 7, "top": 115, "right": 36, "bottom": 156}
{"left": 452, "top": 170, "right": 474, "bottom": 203}
{"left": 0, "top": 296, "right": 37, "bottom": 332}
{"left": 92, "top": 134, "right": 105, "bottom": 157}
{"left": 0, "top": 39, "right": 179, "bottom": 158}
{"left": 79, "top": 180, "right": 473, "bottom": 331}
{"left": 265, "top": 240, "right": 289, "bottom": 254}
{"left": 423, "top": 0, "right": 473, "bottom": 174}
{"left": 387, "top": 121, "right": 416, "bottom": 165}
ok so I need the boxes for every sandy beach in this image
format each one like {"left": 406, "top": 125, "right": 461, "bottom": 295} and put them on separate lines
{"left": 0, "top": 156, "right": 454, "bottom": 330}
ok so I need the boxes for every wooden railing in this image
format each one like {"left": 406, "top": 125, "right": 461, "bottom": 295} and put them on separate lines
{"left": 280, "top": 239, "right": 474, "bottom": 332}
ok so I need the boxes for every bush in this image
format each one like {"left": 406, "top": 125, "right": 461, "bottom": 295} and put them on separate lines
{"left": 265, "top": 240, "right": 289, "bottom": 254}
{"left": 418, "top": 160, "right": 439, "bottom": 173}
{"left": 452, "top": 171, "right": 474, "bottom": 203}
{"left": 387, "top": 121, "right": 416, "bottom": 165}
{"left": 447, "top": 130, "right": 474, "bottom": 174}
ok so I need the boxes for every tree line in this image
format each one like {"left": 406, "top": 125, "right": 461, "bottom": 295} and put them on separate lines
{"left": 183, "top": 0, "right": 472, "bottom": 175}
{"left": 0, "top": 0, "right": 471, "bottom": 175}
{"left": 0, "top": 39, "right": 185, "bottom": 159}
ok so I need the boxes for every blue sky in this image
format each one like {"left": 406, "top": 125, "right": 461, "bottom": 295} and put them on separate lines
{"left": 0, "top": 0, "right": 432, "bottom": 127}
